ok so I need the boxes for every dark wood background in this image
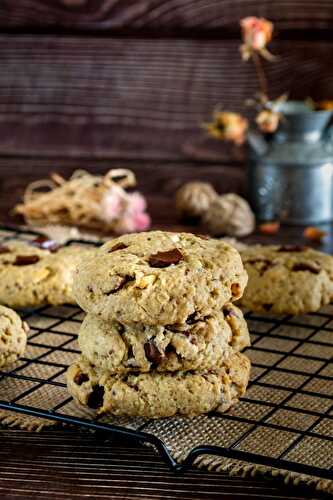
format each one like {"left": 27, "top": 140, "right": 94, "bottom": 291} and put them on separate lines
{"left": 1, "top": 0, "right": 333, "bottom": 163}
{"left": 1, "top": 2, "right": 333, "bottom": 498}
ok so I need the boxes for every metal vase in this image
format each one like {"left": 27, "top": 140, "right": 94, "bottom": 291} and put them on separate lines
{"left": 248, "top": 101, "right": 333, "bottom": 224}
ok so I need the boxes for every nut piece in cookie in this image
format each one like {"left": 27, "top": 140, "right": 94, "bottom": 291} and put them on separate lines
{"left": 239, "top": 244, "right": 333, "bottom": 315}
{"left": 0, "top": 305, "right": 28, "bottom": 368}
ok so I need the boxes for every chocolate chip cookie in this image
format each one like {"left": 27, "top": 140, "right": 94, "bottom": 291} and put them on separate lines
{"left": 0, "top": 305, "right": 28, "bottom": 368}
{"left": 78, "top": 303, "right": 250, "bottom": 374}
{"left": 240, "top": 245, "right": 333, "bottom": 314}
{"left": 0, "top": 239, "right": 94, "bottom": 308}
{"left": 66, "top": 351, "right": 251, "bottom": 418}
{"left": 73, "top": 231, "right": 248, "bottom": 325}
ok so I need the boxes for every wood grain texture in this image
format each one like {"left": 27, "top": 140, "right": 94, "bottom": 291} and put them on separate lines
{"left": 1, "top": 0, "right": 333, "bottom": 32}
{"left": 0, "top": 429, "right": 325, "bottom": 500}
{"left": 1, "top": 37, "right": 333, "bottom": 160}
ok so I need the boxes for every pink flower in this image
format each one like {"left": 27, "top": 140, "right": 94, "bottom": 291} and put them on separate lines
{"left": 240, "top": 17, "right": 274, "bottom": 61}
{"left": 126, "top": 192, "right": 147, "bottom": 214}
{"left": 206, "top": 111, "right": 248, "bottom": 145}
{"left": 114, "top": 212, "right": 151, "bottom": 234}
{"left": 101, "top": 186, "right": 151, "bottom": 234}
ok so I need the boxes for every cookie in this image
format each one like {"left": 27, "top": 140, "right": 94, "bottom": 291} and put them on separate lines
{"left": 0, "top": 305, "right": 28, "bottom": 368}
{"left": 78, "top": 303, "right": 250, "bottom": 374}
{"left": 73, "top": 231, "right": 248, "bottom": 325}
{"left": 0, "top": 240, "right": 94, "bottom": 309}
{"left": 67, "top": 351, "right": 251, "bottom": 418}
{"left": 240, "top": 244, "right": 333, "bottom": 314}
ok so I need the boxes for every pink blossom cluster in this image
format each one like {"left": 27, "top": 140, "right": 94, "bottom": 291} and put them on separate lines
{"left": 101, "top": 185, "right": 151, "bottom": 234}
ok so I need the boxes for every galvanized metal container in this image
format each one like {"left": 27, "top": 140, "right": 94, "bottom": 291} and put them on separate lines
{"left": 248, "top": 101, "right": 333, "bottom": 224}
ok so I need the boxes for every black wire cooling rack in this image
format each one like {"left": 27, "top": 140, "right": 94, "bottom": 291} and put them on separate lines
{"left": 0, "top": 225, "right": 332, "bottom": 479}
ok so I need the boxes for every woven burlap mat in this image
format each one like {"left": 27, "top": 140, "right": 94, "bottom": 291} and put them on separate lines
{"left": 0, "top": 410, "right": 332, "bottom": 494}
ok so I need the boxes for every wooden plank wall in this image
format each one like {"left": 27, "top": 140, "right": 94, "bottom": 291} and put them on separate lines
{"left": 0, "top": 1, "right": 333, "bottom": 162}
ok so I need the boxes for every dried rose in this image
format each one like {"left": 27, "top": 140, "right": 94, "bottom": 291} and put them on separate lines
{"left": 205, "top": 111, "right": 248, "bottom": 145}
{"left": 240, "top": 17, "right": 274, "bottom": 61}
{"left": 256, "top": 109, "right": 280, "bottom": 133}
{"left": 303, "top": 226, "right": 327, "bottom": 243}
{"left": 101, "top": 185, "right": 150, "bottom": 234}
{"left": 114, "top": 212, "right": 151, "bottom": 234}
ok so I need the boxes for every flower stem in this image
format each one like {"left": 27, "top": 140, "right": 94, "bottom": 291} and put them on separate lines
{"left": 252, "top": 51, "right": 268, "bottom": 99}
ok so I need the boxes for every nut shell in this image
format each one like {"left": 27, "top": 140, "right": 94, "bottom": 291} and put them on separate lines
{"left": 175, "top": 182, "right": 217, "bottom": 218}
{"left": 203, "top": 193, "right": 255, "bottom": 237}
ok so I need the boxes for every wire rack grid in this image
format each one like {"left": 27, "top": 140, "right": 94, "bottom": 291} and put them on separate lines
{"left": 0, "top": 225, "right": 332, "bottom": 479}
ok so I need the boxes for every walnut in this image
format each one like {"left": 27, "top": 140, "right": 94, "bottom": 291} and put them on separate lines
{"left": 203, "top": 193, "right": 255, "bottom": 237}
{"left": 175, "top": 182, "right": 217, "bottom": 219}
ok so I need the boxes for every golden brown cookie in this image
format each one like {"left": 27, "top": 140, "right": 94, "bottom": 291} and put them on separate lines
{"left": 73, "top": 231, "right": 248, "bottom": 325}
{"left": 78, "top": 303, "right": 250, "bottom": 373}
{"left": 67, "top": 351, "right": 251, "bottom": 418}
{"left": 240, "top": 244, "right": 333, "bottom": 314}
{"left": 0, "top": 305, "right": 28, "bottom": 368}
{"left": 0, "top": 240, "right": 94, "bottom": 308}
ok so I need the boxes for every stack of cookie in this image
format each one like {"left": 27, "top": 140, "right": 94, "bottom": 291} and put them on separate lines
{"left": 67, "top": 231, "right": 251, "bottom": 418}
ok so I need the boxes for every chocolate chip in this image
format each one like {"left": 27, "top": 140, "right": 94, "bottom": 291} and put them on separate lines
{"left": 31, "top": 236, "right": 59, "bottom": 252}
{"left": 144, "top": 341, "right": 163, "bottom": 365}
{"left": 186, "top": 312, "right": 197, "bottom": 325}
{"left": 74, "top": 372, "right": 89, "bottom": 386}
{"left": 87, "top": 385, "right": 105, "bottom": 409}
{"left": 108, "top": 242, "right": 127, "bottom": 253}
{"left": 13, "top": 255, "right": 40, "bottom": 266}
{"left": 263, "top": 303, "right": 273, "bottom": 311}
{"left": 0, "top": 245, "right": 10, "bottom": 254}
{"left": 247, "top": 258, "right": 273, "bottom": 275}
{"left": 278, "top": 245, "right": 307, "bottom": 252}
{"left": 127, "top": 345, "right": 134, "bottom": 359}
{"left": 292, "top": 263, "right": 320, "bottom": 274}
{"left": 105, "top": 275, "right": 134, "bottom": 295}
{"left": 148, "top": 248, "right": 183, "bottom": 268}
{"left": 117, "top": 322, "right": 125, "bottom": 334}
{"left": 165, "top": 343, "right": 176, "bottom": 355}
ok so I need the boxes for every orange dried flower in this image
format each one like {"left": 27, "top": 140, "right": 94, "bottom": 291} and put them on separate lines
{"left": 316, "top": 100, "right": 333, "bottom": 111}
{"left": 205, "top": 111, "right": 248, "bottom": 145}
{"left": 303, "top": 226, "right": 327, "bottom": 242}
{"left": 259, "top": 221, "right": 280, "bottom": 235}
{"left": 240, "top": 17, "right": 274, "bottom": 61}
{"left": 256, "top": 109, "right": 280, "bottom": 133}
